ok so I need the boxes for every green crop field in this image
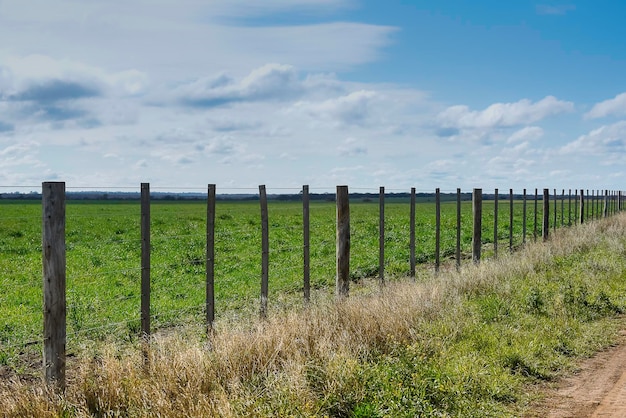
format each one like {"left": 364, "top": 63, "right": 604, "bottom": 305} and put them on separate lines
{"left": 0, "top": 196, "right": 582, "bottom": 367}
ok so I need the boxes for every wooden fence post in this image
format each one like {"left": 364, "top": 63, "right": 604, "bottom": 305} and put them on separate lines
{"left": 435, "top": 188, "right": 440, "bottom": 273}
{"left": 493, "top": 188, "right": 498, "bottom": 258}
{"left": 141, "top": 183, "right": 150, "bottom": 340}
{"left": 336, "top": 186, "right": 350, "bottom": 297}
{"left": 553, "top": 188, "right": 557, "bottom": 232}
{"left": 206, "top": 184, "right": 216, "bottom": 332}
{"left": 456, "top": 188, "right": 461, "bottom": 271}
{"left": 43, "top": 181, "right": 66, "bottom": 391}
{"left": 574, "top": 189, "right": 578, "bottom": 224}
{"left": 379, "top": 186, "right": 385, "bottom": 285}
{"left": 472, "top": 189, "right": 482, "bottom": 263}
{"left": 410, "top": 187, "right": 416, "bottom": 279}
{"left": 561, "top": 189, "right": 564, "bottom": 226}
{"left": 303, "top": 185, "right": 310, "bottom": 302}
{"left": 543, "top": 189, "right": 549, "bottom": 241}
{"left": 509, "top": 188, "right": 513, "bottom": 252}
{"left": 585, "top": 189, "right": 593, "bottom": 221}
{"left": 259, "top": 185, "right": 269, "bottom": 318}
{"left": 579, "top": 189, "right": 585, "bottom": 224}
{"left": 534, "top": 188, "right": 538, "bottom": 242}
{"left": 522, "top": 189, "right": 527, "bottom": 245}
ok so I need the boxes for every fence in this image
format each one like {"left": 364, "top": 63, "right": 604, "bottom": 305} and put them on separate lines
{"left": 3, "top": 183, "right": 625, "bottom": 389}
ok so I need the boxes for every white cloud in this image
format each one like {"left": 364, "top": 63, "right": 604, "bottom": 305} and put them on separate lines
{"left": 0, "top": 0, "right": 354, "bottom": 23}
{"left": 424, "top": 159, "right": 459, "bottom": 178}
{"left": 585, "top": 92, "right": 626, "bottom": 119}
{"left": 0, "top": 4, "right": 397, "bottom": 77}
{"left": 207, "top": 0, "right": 354, "bottom": 18}
{"left": 223, "top": 23, "right": 398, "bottom": 72}
{"left": 291, "top": 90, "right": 378, "bottom": 126}
{"left": 437, "top": 96, "right": 574, "bottom": 129}
{"left": 175, "top": 64, "right": 302, "bottom": 107}
{"left": 0, "top": 141, "right": 39, "bottom": 157}
{"left": 507, "top": 126, "right": 544, "bottom": 143}
{"left": 204, "top": 137, "right": 243, "bottom": 156}
{"left": 560, "top": 121, "right": 626, "bottom": 163}
{"left": 0, "top": 141, "right": 43, "bottom": 170}
{"left": 134, "top": 159, "right": 148, "bottom": 169}
{"left": 337, "top": 137, "right": 367, "bottom": 156}
{"left": 1, "top": 55, "right": 149, "bottom": 97}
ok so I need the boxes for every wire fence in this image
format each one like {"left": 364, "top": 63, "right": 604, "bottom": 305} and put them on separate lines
{"left": 1, "top": 184, "right": 623, "bottom": 387}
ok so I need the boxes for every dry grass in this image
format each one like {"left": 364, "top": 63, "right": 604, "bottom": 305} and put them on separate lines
{"left": 2, "top": 215, "right": 626, "bottom": 416}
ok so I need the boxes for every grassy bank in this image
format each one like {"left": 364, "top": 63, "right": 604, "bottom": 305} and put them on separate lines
{"left": 3, "top": 214, "right": 626, "bottom": 416}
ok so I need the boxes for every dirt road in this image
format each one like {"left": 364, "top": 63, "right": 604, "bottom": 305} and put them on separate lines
{"left": 532, "top": 330, "right": 626, "bottom": 417}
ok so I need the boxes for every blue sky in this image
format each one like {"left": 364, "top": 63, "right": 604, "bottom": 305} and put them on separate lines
{"left": 0, "top": 0, "right": 625, "bottom": 192}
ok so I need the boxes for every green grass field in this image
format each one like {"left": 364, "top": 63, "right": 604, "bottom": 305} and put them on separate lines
{"left": 0, "top": 195, "right": 591, "bottom": 367}
{"left": 2, "top": 207, "right": 626, "bottom": 416}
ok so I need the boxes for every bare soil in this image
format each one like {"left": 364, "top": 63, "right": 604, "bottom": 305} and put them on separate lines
{"left": 529, "top": 330, "right": 626, "bottom": 417}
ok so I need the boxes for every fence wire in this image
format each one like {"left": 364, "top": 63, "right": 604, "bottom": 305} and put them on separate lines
{"left": 1, "top": 186, "right": 624, "bottom": 358}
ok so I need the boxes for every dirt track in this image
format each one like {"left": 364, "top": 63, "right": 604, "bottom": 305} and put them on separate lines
{"left": 532, "top": 330, "right": 626, "bottom": 417}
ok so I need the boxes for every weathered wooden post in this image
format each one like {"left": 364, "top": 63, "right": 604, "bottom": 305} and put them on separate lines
{"left": 543, "top": 189, "right": 549, "bottom": 241}
{"left": 553, "top": 188, "right": 557, "bottom": 232}
{"left": 534, "top": 188, "right": 538, "bottom": 242}
{"left": 522, "top": 189, "right": 527, "bottom": 245}
{"left": 472, "top": 189, "right": 482, "bottom": 263}
{"left": 259, "top": 185, "right": 269, "bottom": 318}
{"left": 579, "top": 189, "right": 585, "bottom": 224}
{"left": 379, "top": 186, "right": 385, "bottom": 285}
{"left": 509, "top": 188, "right": 513, "bottom": 252}
{"left": 206, "top": 184, "right": 216, "bottom": 332}
{"left": 303, "top": 185, "right": 310, "bottom": 302}
{"left": 493, "top": 188, "right": 498, "bottom": 258}
{"left": 435, "top": 188, "right": 441, "bottom": 273}
{"left": 574, "top": 189, "right": 578, "bottom": 224}
{"left": 456, "top": 188, "right": 461, "bottom": 271}
{"left": 581, "top": 189, "right": 593, "bottom": 223}
{"left": 336, "top": 186, "right": 350, "bottom": 297}
{"left": 43, "top": 181, "right": 66, "bottom": 391}
{"left": 410, "top": 187, "right": 416, "bottom": 279}
{"left": 141, "top": 183, "right": 150, "bottom": 340}
{"left": 561, "top": 189, "right": 565, "bottom": 226}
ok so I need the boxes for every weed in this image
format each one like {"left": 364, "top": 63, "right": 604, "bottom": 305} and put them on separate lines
{"left": 525, "top": 287, "right": 545, "bottom": 315}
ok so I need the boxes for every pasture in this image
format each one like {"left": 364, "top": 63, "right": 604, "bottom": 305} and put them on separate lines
{"left": 1, "top": 203, "right": 625, "bottom": 416}
{"left": 1, "top": 195, "right": 557, "bottom": 368}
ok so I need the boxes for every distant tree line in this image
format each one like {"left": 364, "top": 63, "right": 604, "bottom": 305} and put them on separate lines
{"left": 0, "top": 190, "right": 538, "bottom": 202}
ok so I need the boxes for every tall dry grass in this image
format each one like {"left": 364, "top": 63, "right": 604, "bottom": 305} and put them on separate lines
{"left": 2, "top": 214, "right": 626, "bottom": 416}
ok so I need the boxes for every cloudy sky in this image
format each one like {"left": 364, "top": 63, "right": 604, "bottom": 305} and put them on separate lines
{"left": 1, "top": 0, "right": 626, "bottom": 193}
